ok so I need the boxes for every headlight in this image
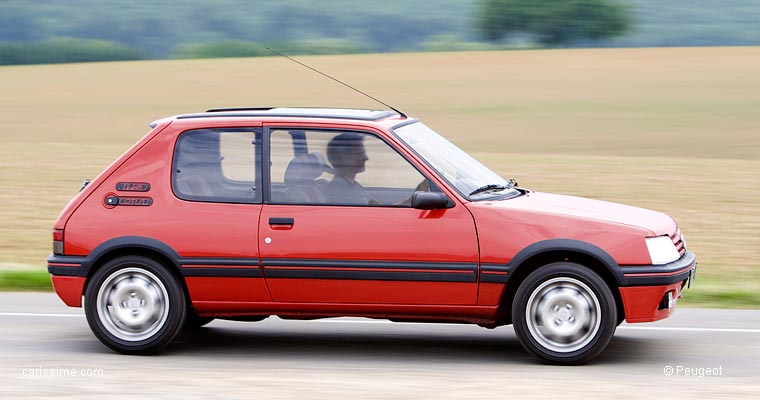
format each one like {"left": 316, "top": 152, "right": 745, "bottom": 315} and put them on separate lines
{"left": 645, "top": 236, "right": 680, "bottom": 265}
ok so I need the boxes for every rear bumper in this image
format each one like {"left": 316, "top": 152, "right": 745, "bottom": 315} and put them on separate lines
{"left": 51, "top": 275, "right": 85, "bottom": 307}
{"left": 47, "top": 254, "right": 88, "bottom": 277}
{"left": 48, "top": 253, "right": 87, "bottom": 307}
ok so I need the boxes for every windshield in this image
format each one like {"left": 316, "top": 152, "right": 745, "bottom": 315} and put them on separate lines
{"left": 393, "top": 122, "right": 520, "bottom": 200}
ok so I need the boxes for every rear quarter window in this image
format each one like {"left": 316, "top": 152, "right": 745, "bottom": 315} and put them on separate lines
{"left": 172, "top": 128, "right": 261, "bottom": 203}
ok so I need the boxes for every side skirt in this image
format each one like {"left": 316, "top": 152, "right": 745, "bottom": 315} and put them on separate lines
{"left": 192, "top": 301, "right": 500, "bottom": 325}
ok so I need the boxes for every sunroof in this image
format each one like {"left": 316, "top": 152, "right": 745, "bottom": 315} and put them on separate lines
{"left": 177, "top": 108, "right": 398, "bottom": 121}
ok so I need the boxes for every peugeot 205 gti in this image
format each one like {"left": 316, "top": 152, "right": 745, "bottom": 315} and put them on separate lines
{"left": 48, "top": 108, "right": 697, "bottom": 364}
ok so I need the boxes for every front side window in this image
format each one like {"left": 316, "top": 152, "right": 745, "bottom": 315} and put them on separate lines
{"left": 173, "top": 128, "right": 261, "bottom": 203}
{"left": 270, "top": 129, "right": 429, "bottom": 206}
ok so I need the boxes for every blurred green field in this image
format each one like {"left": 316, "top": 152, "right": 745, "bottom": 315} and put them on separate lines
{"left": 1, "top": 47, "right": 758, "bottom": 307}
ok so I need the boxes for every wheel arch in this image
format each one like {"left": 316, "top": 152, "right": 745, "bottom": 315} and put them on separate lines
{"left": 496, "top": 239, "right": 626, "bottom": 325}
{"left": 81, "top": 237, "right": 191, "bottom": 306}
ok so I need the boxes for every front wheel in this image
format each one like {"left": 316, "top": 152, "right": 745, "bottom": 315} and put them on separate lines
{"left": 512, "top": 262, "right": 617, "bottom": 365}
{"left": 84, "top": 255, "right": 186, "bottom": 354}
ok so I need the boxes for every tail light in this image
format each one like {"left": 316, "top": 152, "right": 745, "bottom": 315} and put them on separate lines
{"left": 52, "top": 229, "right": 64, "bottom": 255}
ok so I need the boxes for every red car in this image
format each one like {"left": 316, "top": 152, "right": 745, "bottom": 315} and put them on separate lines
{"left": 48, "top": 108, "right": 696, "bottom": 364}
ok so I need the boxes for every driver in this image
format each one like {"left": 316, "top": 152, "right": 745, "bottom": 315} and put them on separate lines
{"left": 325, "top": 133, "right": 376, "bottom": 204}
{"left": 326, "top": 132, "right": 431, "bottom": 205}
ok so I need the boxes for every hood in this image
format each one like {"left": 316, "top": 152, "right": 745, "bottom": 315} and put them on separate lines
{"left": 486, "top": 191, "right": 676, "bottom": 236}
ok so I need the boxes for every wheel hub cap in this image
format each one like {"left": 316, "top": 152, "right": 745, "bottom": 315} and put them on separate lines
{"left": 525, "top": 277, "right": 602, "bottom": 353}
{"left": 96, "top": 267, "right": 169, "bottom": 342}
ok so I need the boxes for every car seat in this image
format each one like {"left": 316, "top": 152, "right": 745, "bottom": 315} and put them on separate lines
{"left": 282, "top": 152, "right": 331, "bottom": 203}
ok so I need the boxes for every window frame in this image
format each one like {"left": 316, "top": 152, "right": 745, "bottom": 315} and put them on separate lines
{"left": 264, "top": 126, "right": 445, "bottom": 207}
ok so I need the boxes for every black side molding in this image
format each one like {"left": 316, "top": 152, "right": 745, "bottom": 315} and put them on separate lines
{"left": 262, "top": 258, "right": 477, "bottom": 283}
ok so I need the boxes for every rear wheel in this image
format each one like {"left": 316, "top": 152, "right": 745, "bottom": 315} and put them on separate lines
{"left": 84, "top": 255, "right": 186, "bottom": 354}
{"left": 512, "top": 262, "right": 617, "bottom": 365}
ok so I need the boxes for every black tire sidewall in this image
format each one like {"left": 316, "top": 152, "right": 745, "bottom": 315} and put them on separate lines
{"left": 512, "top": 262, "right": 617, "bottom": 365}
{"left": 84, "top": 255, "right": 186, "bottom": 354}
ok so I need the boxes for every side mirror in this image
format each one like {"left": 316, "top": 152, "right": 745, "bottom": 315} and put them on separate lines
{"left": 411, "top": 191, "right": 452, "bottom": 210}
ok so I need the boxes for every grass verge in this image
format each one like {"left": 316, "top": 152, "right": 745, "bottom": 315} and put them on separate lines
{"left": 0, "top": 270, "right": 53, "bottom": 291}
{"left": 681, "top": 288, "right": 760, "bottom": 309}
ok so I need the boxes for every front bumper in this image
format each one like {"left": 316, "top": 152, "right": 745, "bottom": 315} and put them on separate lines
{"left": 620, "top": 250, "right": 696, "bottom": 286}
{"left": 619, "top": 251, "right": 697, "bottom": 323}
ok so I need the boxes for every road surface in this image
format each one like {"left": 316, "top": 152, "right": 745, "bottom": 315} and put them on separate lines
{"left": 1, "top": 292, "right": 758, "bottom": 399}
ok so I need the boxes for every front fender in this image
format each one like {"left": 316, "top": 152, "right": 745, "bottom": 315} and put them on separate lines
{"left": 479, "top": 239, "right": 626, "bottom": 286}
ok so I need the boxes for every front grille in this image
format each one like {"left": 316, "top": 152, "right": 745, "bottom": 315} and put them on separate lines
{"left": 671, "top": 228, "right": 685, "bottom": 256}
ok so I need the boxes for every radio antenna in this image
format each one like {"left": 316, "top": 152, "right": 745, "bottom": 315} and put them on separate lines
{"left": 266, "top": 47, "right": 407, "bottom": 118}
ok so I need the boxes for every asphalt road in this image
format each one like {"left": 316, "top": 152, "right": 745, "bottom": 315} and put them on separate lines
{"left": 1, "top": 293, "right": 759, "bottom": 399}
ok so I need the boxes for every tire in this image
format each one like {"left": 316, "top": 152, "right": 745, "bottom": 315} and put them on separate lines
{"left": 84, "top": 255, "right": 186, "bottom": 355}
{"left": 512, "top": 262, "right": 617, "bottom": 365}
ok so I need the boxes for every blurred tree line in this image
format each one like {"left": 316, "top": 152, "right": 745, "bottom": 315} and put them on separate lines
{"left": 479, "top": 0, "right": 630, "bottom": 46}
{"left": 0, "top": 0, "right": 473, "bottom": 64}
{"left": 1, "top": 0, "right": 759, "bottom": 65}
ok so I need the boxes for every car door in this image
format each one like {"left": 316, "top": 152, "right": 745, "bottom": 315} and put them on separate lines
{"left": 259, "top": 127, "right": 479, "bottom": 305}
{"left": 168, "top": 126, "right": 269, "bottom": 303}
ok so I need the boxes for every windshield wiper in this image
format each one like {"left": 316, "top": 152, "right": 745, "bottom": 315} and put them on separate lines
{"left": 469, "top": 179, "right": 517, "bottom": 197}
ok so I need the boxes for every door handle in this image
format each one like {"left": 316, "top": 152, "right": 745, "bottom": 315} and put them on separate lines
{"left": 269, "top": 217, "right": 294, "bottom": 226}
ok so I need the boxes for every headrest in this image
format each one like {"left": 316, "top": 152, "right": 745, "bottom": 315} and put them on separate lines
{"left": 284, "top": 152, "right": 330, "bottom": 183}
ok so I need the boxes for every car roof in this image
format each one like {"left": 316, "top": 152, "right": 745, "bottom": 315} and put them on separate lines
{"left": 174, "top": 107, "right": 400, "bottom": 122}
